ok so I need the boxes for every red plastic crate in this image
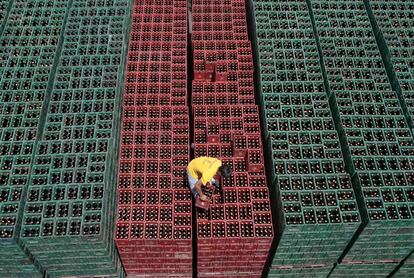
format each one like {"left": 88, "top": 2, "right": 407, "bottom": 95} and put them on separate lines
{"left": 191, "top": 1, "right": 273, "bottom": 276}
{"left": 118, "top": 7, "right": 191, "bottom": 265}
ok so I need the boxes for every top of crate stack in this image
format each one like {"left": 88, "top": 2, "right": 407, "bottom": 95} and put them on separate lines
{"left": 116, "top": 107, "right": 192, "bottom": 276}
{"left": 0, "top": 0, "right": 73, "bottom": 276}
{"left": 191, "top": 0, "right": 273, "bottom": 277}
{"left": 114, "top": 0, "right": 192, "bottom": 276}
{"left": 192, "top": 0, "right": 256, "bottom": 106}
{"left": 125, "top": 0, "right": 187, "bottom": 106}
{"left": 252, "top": 0, "right": 361, "bottom": 276}
{"left": 16, "top": 0, "right": 131, "bottom": 277}
{"left": 311, "top": 0, "right": 414, "bottom": 276}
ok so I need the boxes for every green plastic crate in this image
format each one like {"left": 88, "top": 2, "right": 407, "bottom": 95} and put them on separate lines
{"left": 330, "top": 261, "right": 398, "bottom": 277}
{"left": 252, "top": 0, "right": 362, "bottom": 273}
{"left": 16, "top": 0, "right": 132, "bottom": 276}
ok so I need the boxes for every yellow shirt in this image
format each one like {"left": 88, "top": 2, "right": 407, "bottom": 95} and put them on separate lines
{"left": 188, "top": 157, "right": 222, "bottom": 185}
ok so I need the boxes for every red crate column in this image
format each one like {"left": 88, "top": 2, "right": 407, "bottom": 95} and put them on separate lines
{"left": 116, "top": 108, "right": 192, "bottom": 274}
{"left": 116, "top": 107, "right": 192, "bottom": 276}
{"left": 191, "top": 0, "right": 274, "bottom": 276}
{"left": 115, "top": 0, "right": 191, "bottom": 276}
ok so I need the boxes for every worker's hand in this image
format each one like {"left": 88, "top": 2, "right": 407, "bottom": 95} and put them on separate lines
{"left": 199, "top": 194, "right": 208, "bottom": 201}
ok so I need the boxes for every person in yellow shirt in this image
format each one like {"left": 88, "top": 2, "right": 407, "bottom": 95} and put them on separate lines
{"left": 187, "top": 157, "right": 231, "bottom": 201}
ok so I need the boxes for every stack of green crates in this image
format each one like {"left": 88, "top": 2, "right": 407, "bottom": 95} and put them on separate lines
{"left": 0, "top": 0, "right": 12, "bottom": 30}
{"left": 311, "top": 0, "right": 414, "bottom": 276}
{"left": 251, "top": 0, "right": 361, "bottom": 276}
{"left": 369, "top": 0, "right": 414, "bottom": 127}
{"left": 331, "top": 262, "right": 398, "bottom": 277}
{"left": 16, "top": 0, "right": 131, "bottom": 276}
{"left": 395, "top": 252, "right": 414, "bottom": 277}
{"left": 0, "top": 242, "right": 39, "bottom": 277}
{"left": 0, "top": 0, "right": 74, "bottom": 276}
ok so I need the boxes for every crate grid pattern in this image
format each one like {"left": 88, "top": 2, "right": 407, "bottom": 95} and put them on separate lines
{"left": 192, "top": 17, "right": 256, "bottom": 106}
{"left": 0, "top": 0, "right": 72, "bottom": 276}
{"left": 16, "top": 0, "right": 131, "bottom": 276}
{"left": 1, "top": 0, "right": 414, "bottom": 276}
{"left": 192, "top": 0, "right": 274, "bottom": 277}
{"left": 114, "top": 0, "right": 192, "bottom": 276}
{"left": 193, "top": 105, "right": 273, "bottom": 278}
{"left": 253, "top": 0, "right": 361, "bottom": 275}
{"left": 311, "top": 0, "right": 414, "bottom": 275}
{"left": 115, "top": 106, "right": 192, "bottom": 276}
{"left": 369, "top": 0, "right": 414, "bottom": 124}
{"left": 123, "top": 0, "right": 188, "bottom": 106}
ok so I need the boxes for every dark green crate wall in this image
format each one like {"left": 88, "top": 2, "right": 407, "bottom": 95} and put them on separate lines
{"left": 268, "top": 266, "right": 333, "bottom": 278}
{"left": 330, "top": 262, "right": 398, "bottom": 278}
{"left": 16, "top": 0, "right": 132, "bottom": 276}
{"left": 310, "top": 0, "right": 414, "bottom": 276}
{"left": 0, "top": 0, "right": 73, "bottom": 276}
{"left": 251, "top": 0, "right": 361, "bottom": 276}
{"left": 365, "top": 7, "right": 414, "bottom": 269}
{"left": 1, "top": 0, "right": 414, "bottom": 277}
{"left": 394, "top": 252, "right": 414, "bottom": 278}
{"left": 0, "top": 0, "right": 13, "bottom": 34}
{"left": 368, "top": 0, "right": 414, "bottom": 129}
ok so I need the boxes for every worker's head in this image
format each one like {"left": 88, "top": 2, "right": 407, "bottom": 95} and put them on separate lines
{"left": 218, "top": 164, "right": 232, "bottom": 178}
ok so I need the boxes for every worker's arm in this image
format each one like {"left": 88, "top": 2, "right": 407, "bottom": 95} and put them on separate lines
{"left": 194, "top": 179, "right": 207, "bottom": 201}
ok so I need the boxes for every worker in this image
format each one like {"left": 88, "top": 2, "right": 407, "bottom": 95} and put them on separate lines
{"left": 187, "top": 157, "right": 232, "bottom": 201}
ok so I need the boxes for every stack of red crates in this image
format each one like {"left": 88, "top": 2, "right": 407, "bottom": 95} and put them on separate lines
{"left": 124, "top": 0, "right": 187, "bottom": 106}
{"left": 115, "top": 0, "right": 192, "bottom": 276}
{"left": 191, "top": 0, "right": 274, "bottom": 277}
